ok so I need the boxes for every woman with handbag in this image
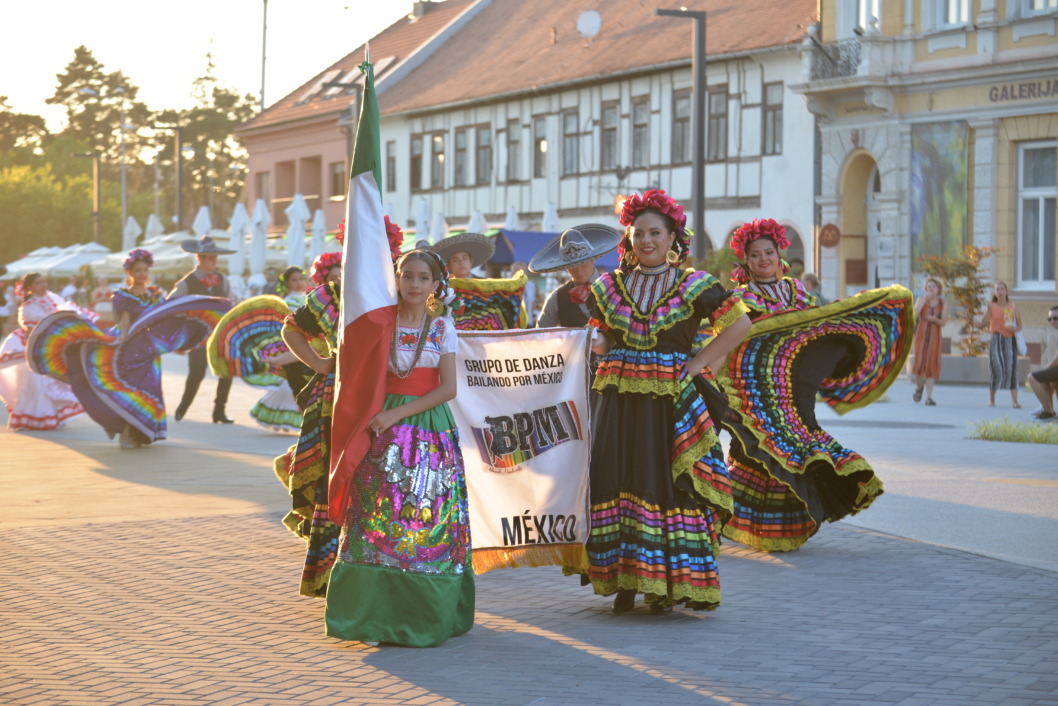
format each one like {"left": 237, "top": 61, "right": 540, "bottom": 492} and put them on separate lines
{"left": 978, "top": 281, "right": 1021, "bottom": 408}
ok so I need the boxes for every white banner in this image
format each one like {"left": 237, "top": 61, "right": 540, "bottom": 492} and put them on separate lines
{"left": 451, "top": 328, "right": 592, "bottom": 574}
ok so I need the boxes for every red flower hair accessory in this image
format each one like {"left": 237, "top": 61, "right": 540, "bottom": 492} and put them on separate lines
{"left": 619, "top": 189, "right": 686, "bottom": 230}
{"left": 312, "top": 251, "right": 342, "bottom": 285}
{"left": 333, "top": 217, "right": 402, "bottom": 264}
{"left": 384, "top": 216, "right": 404, "bottom": 265}
{"left": 616, "top": 189, "right": 692, "bottom": 271}
{"left": 730, "top": 218, "right": 789, "bottom": 260}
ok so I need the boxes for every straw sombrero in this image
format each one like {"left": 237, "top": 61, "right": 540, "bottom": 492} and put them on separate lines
{"left": 430, "top": 232, "right": 495, "bottom": 268}
{"left": 528, "top": 223, "right": 621, "bottom": 274}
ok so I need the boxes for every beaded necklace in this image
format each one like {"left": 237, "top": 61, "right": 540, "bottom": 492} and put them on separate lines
{"left": 390, "top": 311, "right": 431, "bottom": 379}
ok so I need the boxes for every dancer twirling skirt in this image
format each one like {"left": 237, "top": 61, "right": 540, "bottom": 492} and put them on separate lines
{"left": 27, "top": 250, "right": 230, "bottom": 448}
{"left": 715, "top": 219, "right": 914, "bottom": 552}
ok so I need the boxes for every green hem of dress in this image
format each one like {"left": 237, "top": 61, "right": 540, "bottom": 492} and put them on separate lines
{"left": 325, "top": 562, "right": 475, "bottom": 647}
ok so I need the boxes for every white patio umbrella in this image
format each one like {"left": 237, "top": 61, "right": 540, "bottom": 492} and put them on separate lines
{"left": 121, "top": 216, "right": 143, "bottom": 252}
{"left": 248, "top": 198, "right": 270, "bottom": 291}
{"left": 542, "top": 202, "right": 558, "bottom": 233}
{"left": 191, "top": 206, "right": 213, "bottom": 237}
{"left": 504, "top": 205, "right": 519, "bottom": 231}
{"left": 308, "top": 209, "right": 327, "bottom": 266}
{"left": 226, "top": 203, "right": 251, "bottom": 301}
{"left": 144, "top": 214, "right": 165, "bottom": 240}
{"left": 284, "top": 194, "right": 311, "bottom": 268}
{"left": 415, "top": 197, "right": 431, "bottom": 244}
{"left": 430, "top": 212, "right": 449, "bottom": 244}
{"left": 467, "top": 210, "right": 485, "bottom": 234}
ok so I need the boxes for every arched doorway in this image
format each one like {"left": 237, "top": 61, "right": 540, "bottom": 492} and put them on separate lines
{"left": 838, "top": 150, "right": 877, "bottom": 297}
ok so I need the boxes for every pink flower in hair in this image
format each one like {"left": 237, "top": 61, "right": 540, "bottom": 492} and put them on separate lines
{"left": 619, "top": 189, "right": 686, "bottom": 230}
{"left": 730, "top": 218, "right": 789, "bottom": 261}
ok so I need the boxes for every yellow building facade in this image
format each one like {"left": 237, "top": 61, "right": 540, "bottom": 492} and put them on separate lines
{"left": 795, "top": 0, "right": 1057, "bottom": 346}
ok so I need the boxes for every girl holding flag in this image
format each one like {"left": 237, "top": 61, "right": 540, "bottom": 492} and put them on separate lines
{"left": 325, "top": 249, "right": 474, "bottom": 647}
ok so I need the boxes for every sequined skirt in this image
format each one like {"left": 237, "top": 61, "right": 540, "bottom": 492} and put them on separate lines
{"left": 325, "top": 393, "right": 474, "bottom": 646}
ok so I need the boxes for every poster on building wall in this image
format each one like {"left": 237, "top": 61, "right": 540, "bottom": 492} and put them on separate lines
{"left": 910, "top": 121, "right": 969, "bottom": 266}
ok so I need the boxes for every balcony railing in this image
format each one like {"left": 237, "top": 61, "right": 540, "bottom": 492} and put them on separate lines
{"left": 810, "top": 38, "right": 863, "bottom": 80}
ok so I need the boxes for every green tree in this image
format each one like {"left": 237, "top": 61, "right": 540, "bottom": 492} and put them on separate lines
{"left": 46, "top": 46, "right": 152, "bottom": 167}
{"left": 0, "top": 97, "right": 48, "bottom": 158}
{"left": 921, "top": 245, "right": 999, "bottom": 357}
{"left": 152, "top": 53, "right": 257, "bottom": 229}
{"left": 0, "top": 164, "right": 96, "bottom": 263}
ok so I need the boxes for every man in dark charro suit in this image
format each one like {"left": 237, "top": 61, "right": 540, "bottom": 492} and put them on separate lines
{"left": 531, "top": 224, "right": 621, "bottom": 329}
{"left": 170, "top": 236, "right": 236, "bottom": 424}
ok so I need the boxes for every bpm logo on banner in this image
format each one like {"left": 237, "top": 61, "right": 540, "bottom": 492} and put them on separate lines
{"left": 471, "top": 401, "right": 584, "bottom": 472}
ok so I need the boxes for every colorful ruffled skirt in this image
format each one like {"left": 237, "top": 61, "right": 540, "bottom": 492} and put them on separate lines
{"left": 716, "top": 285, "right": 914, "bottom": 551}
{"left": 325, "top": 394, "right": 474, "bottom": 647}
{"left": 0, "top": 328, "right": 83, "bottom": 430}
{"left": 24, "top": 297, "right": 227, "bottom": 442}
{"left": 250, "top": 382, "right": 301, "bottom": 433}
{"left": 274, "top": 369, "right": 337, "bottom": 597}
{"left": 574, "top": 358, "right": 733, "bottom": 611}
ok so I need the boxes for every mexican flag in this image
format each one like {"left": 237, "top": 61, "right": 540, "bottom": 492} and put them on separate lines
{"left": 329, "top": 58, "right": 398, "bottom": 528}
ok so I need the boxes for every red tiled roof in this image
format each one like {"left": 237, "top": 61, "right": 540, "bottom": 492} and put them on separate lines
{"left": 238, "top": 0, "right": 477, "bottom": 133}
{"left": 380, "top": 0, "right": 818, "bottom": 115}
{"left": 239, "top": 0, "right": 817, "bottom": 132}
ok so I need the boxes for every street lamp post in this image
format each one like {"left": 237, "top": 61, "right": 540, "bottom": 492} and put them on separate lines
{"left": 155, "top": 125, "right": 185, "bottom": 229}
{"left": 655, "top": 8, "right": 707, "bottom": 260}
{"left": 73, "top": 152, "right": 102, "bottom": 243}
{"left": 79, "top": 86, "right": 130, "bottom": 240}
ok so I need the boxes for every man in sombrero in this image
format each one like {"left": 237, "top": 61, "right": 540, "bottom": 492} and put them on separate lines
{"left": 429, "top": 232, "right": 528, "bottom": 331}
{"left": 430, "top": 232, "right": 494, "bottom": 280}
{"left": 530, "top": 224, "right": 620, "bottom": 329}
{"left": 171, "top": 235, "right": 236, "bottom": 423}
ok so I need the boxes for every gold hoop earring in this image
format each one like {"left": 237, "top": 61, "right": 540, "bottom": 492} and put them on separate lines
{"left": 665, "top": 249, "right": 679, "bottom": 265}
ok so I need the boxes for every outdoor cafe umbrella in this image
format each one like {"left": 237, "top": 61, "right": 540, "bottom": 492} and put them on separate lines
{"left": 192, "top": 206, "right": 212, "bottom": 237}
{"left": 504, "top": 205, "right": 519, "bottom": 231}
{"left": 248, "top": 198, "right": 270, "bottom": 290}
{"left": 284, "top": 194, "right": 310, "bottom": 268}
{"left": 415, "top": 197, "right": 431, "bottom": 244}
{"left": 144, "top": 213, "right": 165, "bottom": 241}
{"left": 122, "top": 216, "right": 143, "bottom": 252}
{"left": 430, "top": 212, "right": 449, "bottom": 244}
{"left": 227, "top": 202, "right": 250, "bottom": 301}
{"left": 308, "top": 208, "right": 327, "bottom": 266}
{"left": 467, "top": 210, "right": 485, "bottom": 234}
{"left": 542, "top": 202, "right": 558, "bottom": 233}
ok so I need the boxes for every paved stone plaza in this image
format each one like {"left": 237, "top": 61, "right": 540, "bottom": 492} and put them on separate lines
{"left": 2, "top": 364, "right": 1056, "bottom": 705}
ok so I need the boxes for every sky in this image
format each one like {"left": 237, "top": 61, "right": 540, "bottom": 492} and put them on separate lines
{"left": 1, "top": 0, "right": 415, "bottom": 130}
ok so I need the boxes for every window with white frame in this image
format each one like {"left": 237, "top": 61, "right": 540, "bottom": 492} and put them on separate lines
{"left": 476, "top": 125, "right": 492, "bottom": 185}
{"left": 601, "top": 102, "right": 619, "bottom": 170}
{"left": 1017, "top": 141, "right": 1057, "bottom": 287}
{"left": 1024, "top": 0, "right": 1058, "bottom": 15}
{"left": 935, "top": 0, "right": 970, "bottom": 28}
{"left": 454, "top": 128, "right": 468, "bottom": 187}
{"left": 857, "top": 0, "right": 881, "bottom": 31}
{"left": 632, "top": 97, "right": 649, "bottom": 168}
{"left": 562, "top": 110, "right": 579, "bottom": 176}
{"left": 506, "top": 119, "right": 521, "bottom": 182}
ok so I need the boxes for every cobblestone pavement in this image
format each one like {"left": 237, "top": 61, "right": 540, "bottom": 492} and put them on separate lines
{"left": 2, "top": 364, "right": 1056, "bottom": 705}
{"left": 1, "top": 511, "right": 1055, "bottom": 705}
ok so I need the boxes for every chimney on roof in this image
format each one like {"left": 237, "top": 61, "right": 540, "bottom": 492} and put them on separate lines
{"left": 411, "top": 1, "right": 433, "bottom": 19}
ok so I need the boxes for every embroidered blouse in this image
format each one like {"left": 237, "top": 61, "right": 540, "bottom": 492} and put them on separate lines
{"left": 389, "top": 315, "right": 457, "bottom": 373}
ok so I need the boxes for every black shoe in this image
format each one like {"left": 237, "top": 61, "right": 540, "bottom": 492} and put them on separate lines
{"left": 212, "top": 410, "right": 235, "bottom": 424}
{"left": 648, "top": 601, "right": 673, "bottom": 615}
{"left": 613, "top": 589, "right": 636, "bottom": 614}
{"left": 174, "top": 403, "right": 189, "bottom": 421}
